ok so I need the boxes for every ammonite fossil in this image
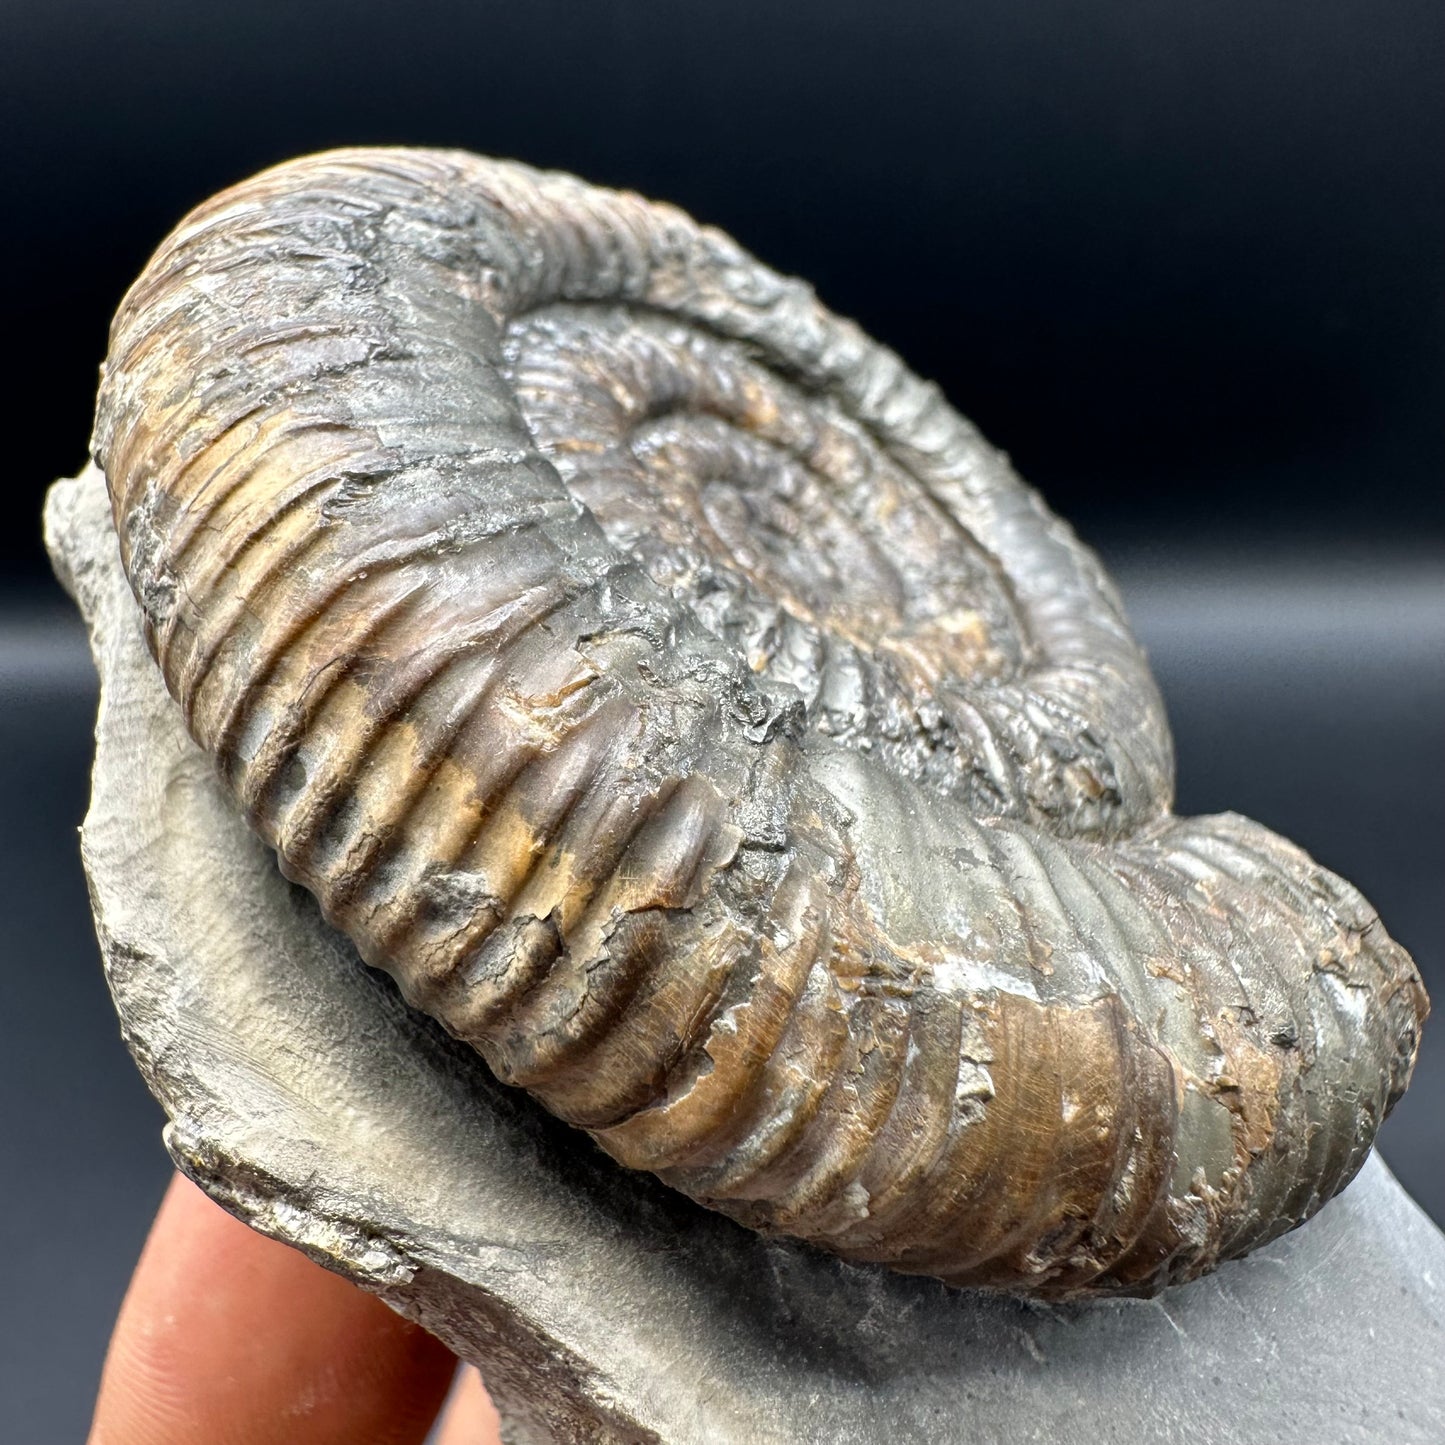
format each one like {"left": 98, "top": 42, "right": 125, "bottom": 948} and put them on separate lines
{"left": 93, "top": 148, "right": 1427, "bottom": 1299}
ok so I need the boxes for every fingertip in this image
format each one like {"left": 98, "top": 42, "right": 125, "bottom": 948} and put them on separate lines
{"left": 431, "top": 1365, "right": 504, "bottom": 1445}
{"left": 89, "top": 1174, "right": 456, "bottom": 1445}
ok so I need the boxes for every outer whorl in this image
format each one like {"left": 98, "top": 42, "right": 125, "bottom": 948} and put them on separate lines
{"left": 93, "top": 148, "right": 1427, "bottom": 1299}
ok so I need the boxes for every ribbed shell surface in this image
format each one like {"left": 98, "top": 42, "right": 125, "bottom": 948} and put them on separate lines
{"left": 93, "top": 148, "right": 1427, "bottom": 1298}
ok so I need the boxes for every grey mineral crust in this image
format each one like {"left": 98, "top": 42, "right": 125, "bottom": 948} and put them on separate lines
{"left": 47, "top": 464, "right": 1445, "bottom": 1444}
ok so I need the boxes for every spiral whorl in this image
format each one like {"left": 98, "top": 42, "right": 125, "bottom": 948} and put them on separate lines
{"left": 93, "top": 148, "right": 1426, "bottom": 1297}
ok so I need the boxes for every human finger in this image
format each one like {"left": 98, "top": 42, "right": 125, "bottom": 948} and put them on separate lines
{"left": 88, "top": 1173, "right": 457, "bottom": 1445}
{"left": 431, "top": 1365, "right": 503, "bottom": 1445}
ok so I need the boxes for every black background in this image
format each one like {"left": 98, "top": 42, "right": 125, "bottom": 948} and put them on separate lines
{"left": 2, "top": 4, "right": 1441, "bottom": 1441}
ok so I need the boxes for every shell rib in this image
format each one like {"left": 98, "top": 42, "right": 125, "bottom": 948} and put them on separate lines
{"left": 93, "top": 148, "right": 1427, "bottom": 1298}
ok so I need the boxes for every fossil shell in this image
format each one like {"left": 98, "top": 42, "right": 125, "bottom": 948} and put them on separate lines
{"left": 93, "top": 148, "right": 1427, "bottom": 1299}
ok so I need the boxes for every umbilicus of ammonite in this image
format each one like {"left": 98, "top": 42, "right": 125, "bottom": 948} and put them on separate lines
{"left": 92, "top": 147, "right": 1428, "bottom": 1300}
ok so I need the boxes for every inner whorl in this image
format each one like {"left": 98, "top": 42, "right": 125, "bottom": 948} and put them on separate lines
{"left": 92, "top": 148, "right": 1426, "bottom": 1299}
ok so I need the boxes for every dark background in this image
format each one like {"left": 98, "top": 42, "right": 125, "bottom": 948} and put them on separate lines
{"left": 2, "top": 3, "right": 1440, "bottom": 1441}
